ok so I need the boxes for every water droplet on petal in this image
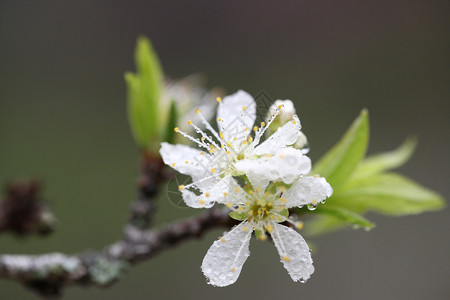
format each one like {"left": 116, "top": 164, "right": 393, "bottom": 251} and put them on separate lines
{"left": 307, "top": 204, "right": 317, "bottom": 211}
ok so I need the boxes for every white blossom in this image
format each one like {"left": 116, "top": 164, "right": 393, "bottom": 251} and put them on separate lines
{"left": 267, "top": 99, "right": 309, "bottom": 154}
{"left": 201, "top": 174, "right": 333, "bottom": 286}
{"left": 160, "top": 90, "right": 306, "bottom": 208}
{"left": 161, "top": 75, "right": 223, "bottom": 135}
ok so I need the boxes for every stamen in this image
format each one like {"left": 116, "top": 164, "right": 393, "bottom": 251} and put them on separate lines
{"left": 196, "top": 110, "right": 222, "bottom": 143}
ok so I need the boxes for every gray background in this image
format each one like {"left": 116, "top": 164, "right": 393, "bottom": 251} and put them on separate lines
{"left": 0, "top": 1, "right": 448, "bottom": 299}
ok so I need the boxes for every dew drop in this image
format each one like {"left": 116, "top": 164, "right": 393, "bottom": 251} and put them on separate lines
{"left": 307, "top": 204, "right": 317, "bottom": 211}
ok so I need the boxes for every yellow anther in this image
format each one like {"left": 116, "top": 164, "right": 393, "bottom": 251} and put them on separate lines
{"left": 200, "top": 200, "right": 205, "bottom": 205}
{"left": 174, "top": 127, "right": 179, "bottom": 132}
{"left": 279, "top": 155, "right": 285, "bottom": 159}
{"left": 242, "top": 140, "right": 248, "bottom": 145}
{"left": 201, "top": 137, "right": 205, "bottom": 141}
{"left": 279, "top": 186, "right": 286, "bottom": 192}
{"left": 249, "top": 210, "right": 253, "bottom": 216}
{"left": 178, "top": 185, "right": 184, "bottom": 190}
{"left": 265, "top": 192, "right": 270, "bottom": 197}
{"left": 242, "top": 106, "right": 247, "bottom": 111}
{"left": 280, "top": 206, "right": 285, "bottom": 210}
{"left": 282, "top": 256, "right": 290, "bottom": 262}
{"left": 185, "top": 161, "right": 189, "bottom": 164}
{"left": 259, "top": 234, "right": 267, "bottom": 241}
{"left": 218, "top": 118, "right": 222, "bottom": 122}
{"left": 231, "top": 267, "right": 236, "bottom": 272}
{"left": 292, "top": 120, "right": 297, "bottom": 125}
{"left": 242, "top": 226, "right": 248, "bottom": 232}
{"left": 266, "top": 224, "right": 274, "bottom": 232}
{"left": 261, "top": 122, "right": 266, "bottom": 127}
{"left": 256, "top": 187, "right": 262, "bottom": 193}
{"left": 265, "top": 154, "right": 272, "bottom": 158}
{"left": 277, "top": 216, "right": 282, "bottom": 221}
{"left": 278, "top": 105, "right": 283, "bottom": 109}
{"left": 238, "top": 207, "right": 244, "bottom": 211}
{"left": 226, "top": 202, "right": 232, "bottom": 208}
{"left": 248, "top": 190, "right": 254, "bottom": 195}
{"left": 171, "top": 163, "right": 176, "bottom": 167}
{"left": 200, "top": 151, "right": 204, "bottom": 155}
{"left": 280, "top": 198, "right": 287, "bottom": 203}
{"left": 247, "top": 136, "right": 253, "bottom": 142}
{"left": 296, "top": 222, "right": 304, "bottom": 230}
{"left": 195, "top": 109, "right": 200, "bottom": 114}
{"left": 205, "top": 192, "right": 210, "bottom": 198}
{"left": 223, "top": 192, "right": 228, "bottom": 196}
{"left": 267, "top": 202, "right": 272, "bottom": 208}
{"left": 311, "top": 199, "right": 317, "bottom": 205}
{"left": 253, "top": 126, "right": 259, "bottom": 132}
{"left": 226, "top": 150, "right": 231, "bottom": 154}
{"left": 187, "top": 120, "right": 192, "bottom": 125}
{"left": 314, "top": 174, "right": 319, "bottom": 178}
{"left": 211, "top": 168, "right": 216, "bottom": 174}
{"left": 245, "top": 201, "right": 249, "bottom": 206}
{"left": 216, "top": 97, "right": 222, "bottom": 102}
{"left": 258, "top": 209, "right": 262, "bottom": 215}
{"left": 227, "top": 141, "right": 232, "bottom": 147}
{"left": 234, "top": 187, "right": 240, "bottom": 192}
{"left": 220, "top": 237, "right": 226, "bottom": 243}
{"left": 244, "top": 127, "right": 249, "bottom": 131}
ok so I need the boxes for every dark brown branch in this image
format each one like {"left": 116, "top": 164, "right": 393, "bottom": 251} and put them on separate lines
{"left": 0, "top": 181, "right": 56, "bottom": 236}
{"left": 0, "top": 153, "right": 237, "bottom": 297}
{"left": 0, "top": 208, "right": 236, "bottom": 296}
{"left": 128, "top": 153, "right": 166, "bottom": 229}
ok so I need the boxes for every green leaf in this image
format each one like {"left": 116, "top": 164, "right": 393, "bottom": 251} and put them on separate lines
{"left": 125, "top": 36, "right": 163, "bottom": 150}
{"left": 312, "top": 109, "right": 369, "bottom": 189}
{"left": 313, "top": 205, "right": 374, "bottom": 229}
{"left": 163, "top": 99, "right": 179, "bottom": 144}
{"left": 229, "top": 211, "right": 248, "bottom": 221}
{"left": 352, "top": 137, "right": 417, "bottom": 178}
{"left": 332, "top": 173, "right": 445, "bottom": 216}
{"left": 304, "top": 215, "right": 345, "bottom": 236}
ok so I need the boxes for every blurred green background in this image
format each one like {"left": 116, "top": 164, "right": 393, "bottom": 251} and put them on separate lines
{"left": 1, "top": 1, "right": 448, "bottom": 299}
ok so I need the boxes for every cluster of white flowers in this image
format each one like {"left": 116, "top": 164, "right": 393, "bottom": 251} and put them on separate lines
{"left": 160, "top": 90, "right": 332, "bottom": 287}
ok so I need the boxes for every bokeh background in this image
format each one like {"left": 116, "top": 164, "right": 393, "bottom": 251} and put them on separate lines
{"left": 1, "top": 1, "right": 448, "bottom": 299}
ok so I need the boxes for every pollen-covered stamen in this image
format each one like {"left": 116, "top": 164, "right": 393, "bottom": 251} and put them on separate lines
{"left": 252, "top": 107, "right": 282, "bottom": 145}
{"left": 181, "top": 172, "right": 221, "bottom": 191}
{"left": 174, "top": 127, "right": 210, "bottom": 150}
{"left": 187, "top": 120, "right": 221, "bottom": 150}
{"left": 195, "top": 109, "right": 223, "bottom": 143}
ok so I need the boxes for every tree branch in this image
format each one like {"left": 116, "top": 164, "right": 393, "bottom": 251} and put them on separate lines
{"left": 0, "top": 208, "right": 235, "bottom": 296}
{"left": 0, "top": 181, "right": 56, "bottom": 236}
{"left": 0, "top": 153, "right": 237, "bottom": 297}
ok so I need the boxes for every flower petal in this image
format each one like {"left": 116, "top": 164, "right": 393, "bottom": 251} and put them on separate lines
{"left": 254, "top": 115, "right": 301, "bottom": 155}
{"left": 160, "top": 142, "right": 211, "bottom": 179}
{"left": 201, "top": 221, "right": 253, "bottom": 287}
{"left": 181, "top": 175, "right": 237, "bottom": 208}
{"left": 217, "top": 90, "right": 256, "bottom": 144}
{"left": 282, "top": 176, "right": 333, "bottom": 208}
{"left": 270, "top": 222, "right": 314, "bottom": 282}
{"left": 235, "top": 148, "right": 311, "bottom": 188}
